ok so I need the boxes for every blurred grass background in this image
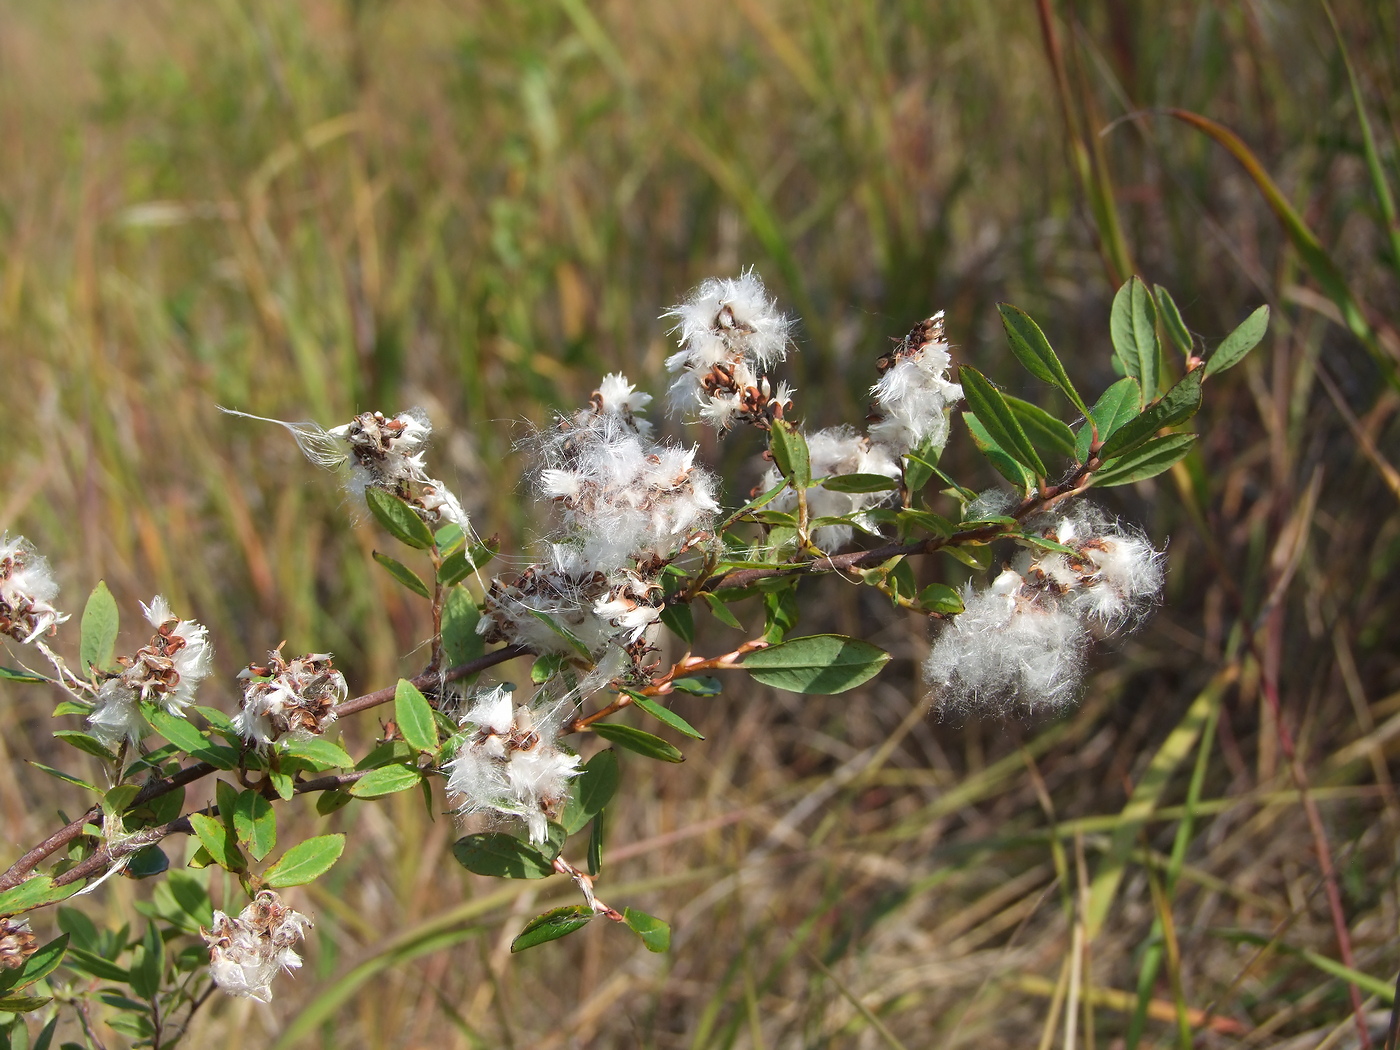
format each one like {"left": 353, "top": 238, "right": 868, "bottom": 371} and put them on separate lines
{"left": 1, "top": 0, "right": 1399, "bottom": 1046}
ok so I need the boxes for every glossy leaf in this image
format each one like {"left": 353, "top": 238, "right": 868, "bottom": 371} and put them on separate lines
{"left": 1081, "top": 377, "right": 1143, "bottom": 459}
{"left": 1093, "top": 434, "right": 1198, "bottom": 487}
{"left": 372, "top": 551, "right": 431, "bottom": 598}
{"left": 1154, "top": 285, "right": 1193, "bottom": 358}
{"left": 590, "top": 722, "right": 684, "bottom": 763}
{"left": 511, "top": 906, "right": 592, "bottom": 952}
{"left": 997, "top": 302, "right": 1089, "bottom": 414}
{"left": 818, "top": 472, "right": 900, "bottom": 494}
{"left": 123, "top": 845, "right": 169, "bottom": 879}
{"left": 672, "top": 676, "right": 722, "bottom": 696}
{"left": 281, "top": 737, "right": 353, "bottom": 770}
{"left": 1005, "top": 396, "right": 1077, "bottom": 463}
{"left": 1205, "top": 304, "right": 1270, "bottom": 377}
{"left": 394, "top": 679, "right": 440, "bottom": 752}
{"left": 146, "top": 709, "right": 208, "bottom": 754}
{"left": 917, "top": 584, "right": 965, "bottom": 615}
{"left": 263, "top": 834, "right": 346, "bottom": 888}
{"left": 628, "top": 693, "right": 704, "bottom": 739}
{"left": 1, "top": 666, "right": 45, "bottom": 684}
{"left": 562, "top": 749, "right": 620, "bottom": 835}
{"left": 451, "top": 833, "right": 555, "bottom": 879}
{"left": 959, "top": 366, "right": 1045, "bottom": 476}
{"left": 188, "top": 812, "right": 246, "bottom": 872}
{"left": 742, "top": 634, "right": 891, "bottom": 694}
{"left": 51, "top": 730, "right": 117, "bottom": 763}
{"left": 233, "top": 790, "right": 277, "bottom": 862}
{"left": 348, "top": 763, "right": 423, "bottom": 798}
{"left": 365, "top": 487, "right": 435, "bottom": 550}
{"left": 79, "top": 581, "right": 118, "bottom": 675}
{"left": 1100, "top": 368, "right": 1203, "bottom": 459}
{"left": 1110, "top": 277, "right": 1160, "bottom": 403}
{"left": 768, "top": 418, "right": 811, "bottom": 487}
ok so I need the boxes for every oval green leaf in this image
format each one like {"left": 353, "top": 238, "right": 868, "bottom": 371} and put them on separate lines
{"left": 622, "top": 907, "right": 671, "bottom": 952}
{"left": 394, "top": 679, "right": 440, "bottom": 752}
{"left": 997, "top": 302, "right": 1089, "bottom": 415}
{"left": 589, "top": 722, "right": 684, "bottom": 763}
{"left": 741, "top": 634, "right": 891, "bottom": 694}
{"left": 1092, "top": 433, "right": 1198, "bottom": 487}
{"left": 511, "top": 905, "right": 593, "bottom": 952}
{"left": 562, "top": 749, "right": 620, "bottom": 835}
{"left": 818, "top": 473, "right": 900, "bottom": 494}
{"left": 79, "top": 581, "right": 119, "bottom": 676}
{"left": 452, "top": 833, "right": 555, "bottom": 879}
{"left": 1110, "top": 277, "right": 1160, "bottom": 403}
{"left": 372, "top": 551, "right": 431, "bottom": 599}
{"left": 959, "top": 366, "right": 1046, "bottom": 477}
{"left": 1205, "top": 304, "right": 1270, "bottom": 377}
{"left": 263, "top": 833, "right": 346, "bottom": 888}
{"left": 365, "top": 487, "right": 435, "bottom": 550}
{"left": 348, "top": 763, "right": 423, "bottom": 798}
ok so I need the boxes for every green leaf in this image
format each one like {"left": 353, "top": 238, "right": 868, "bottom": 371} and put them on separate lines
{"left": 451, "top": 833, "right": 555, "bottom": 879}
{"left": 372, "top": 551, "right": 431, "bottom": 599}
{"left": 0, "top": 995, "right": 51, "bottom": 1013}
{"left": 263, "top": 833, "right": 346, "bottom": 888}
{"left": 963, "top": 413, "right": 1035, "bottom": 492}
{"left": 365, "top": 487, "right": 435, "bottom": 549}
{"left": 394, "top": 679, "right": 440, "bottom": 752}
{"left": 659, "top": 602, "right": 694, "bottom": 645}
{"left": 316, "top": 790, "right": 353, "bottom": 816}
{"left": 1089, "top": 377, "right": 1142, "bottom": 440}
{"left": 671, "top": 676, "right": 722, "bottom": 697}
{"left": 959, "top": 366, "right": 1045, "bottom": 477}
{"left": 129, "top": 923, "right": 164, "bottom": 999}
{"left": 79, "top": 581, "right": 119, "bottom": 675}
{"left": 1005, "top": 396, "right": 1077, "bottom": 464}
{"left": 63, "top": 946, "right": 128, "bottom": 982}
{"left": 1110, "top": 277, "right": 1160, "bottom": 403}
{"left": 434, "top": 523, "right": 464, "bottom": 552}
{"left": 524, "top": 608, "right": 594, "bottom": 659}
{"left": 281, "top": 737, "right": 353, "bottom": 770}
{"left": 442, "top": 588, "right": 484, "bottom": 669}
{"left": 52, "top": 731, "right": 117, "bottom": 763}
{"left": 562, "top": 749, "right": 620, "bottom": 835}
{"left": 590, "top": 723, "right": 684, "bottom": 763}
{"left": 768, "top": 419, "right": 811, "bottom": 488}
{"left": 621, "top": 908, "right": 671, "bottom": 952}
{"left": 1099, "top": 368, "right": 1204, "bottom": 459}
{"left": 701, "top": 593, "right": 743, "bottom": 630}
{"left": 627, "top": 693, "right": 704, "bottom": 739}
{"left": 102, "top": 784, "right": 140, "bottom": 818}
{"left": 348, "top": 763, "right": 423, "bottom": 798}
{"left": 355, "top": 739, "right": 415, "bottom": 771}
{"left": 146, "top": 709, "right": 209, "bottom": 754}
{"left": 1092, "top": 434, "right": 1198, "bottom": 487}
{"left": 997, "top": 303, "right": 1090, "bottom": 414}
{"left": 762, "top": 583, "right": 800, "bottom": 644}
{"left": 742, "top": 634, "right": 891, "bottom": 694}
{"left": 587, "top": 811, "right": 604, "bottom": 876}
{"left": 817, "top": 473, "right": 899, "bottom": 494}
{"left": 894, "top": 509, "right": 953, "bottom": 540}
{"left": 437, "top": 539, "right": 499, "bottom": 586}
{"left": 0, "top": 934, "right": 67, "bottom": 993}
{"left": 0, "top": 666, "right": 46, "bottom": 684}
{"left": 188, "top": 812, "right": 245, "bottom": 872}
{"left": 917, "top": 584, "right": 965, "bottom": 615}
{"left": 123, "top": 845, "right": 169, "bottom": 879}
{"left": 531, "top": 653, "right": 568, "bottom": 684}
{"left": 510, "top": 906, "right": 593, "bottom": 952}
{"left": 27, "top": 762, "right": 98, "bottom": 793}
{"left": 1205, "top": 304, "right": 1270, "bottom": 377}
{"left": 233, "top": 790, "right": 277, "bottom": 862}
{"left": 1153, "top": 285, "right": 1193, "bottom": 358}
{"left": 0, "top": 877, "right": 78, "bottom": 917}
